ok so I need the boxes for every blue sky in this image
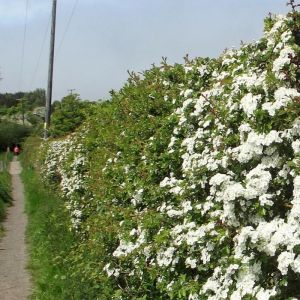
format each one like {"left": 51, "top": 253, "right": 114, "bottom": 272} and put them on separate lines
{"left": 0, "top": 0, "right": 289, "bottom": 101}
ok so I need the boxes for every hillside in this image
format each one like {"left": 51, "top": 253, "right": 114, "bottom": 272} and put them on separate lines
{"left": 30, "top": 12, "right": 300, "bottom": 299}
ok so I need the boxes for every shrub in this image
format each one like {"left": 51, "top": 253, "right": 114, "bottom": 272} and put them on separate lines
{"left": 29, "top": 12, "right": 300, "bottom": 299}
{"left": 0, "top": 121, "right": 31, "bottom": 151}
{"left": 50, "top": 94, "right": 91, "bottom": 138}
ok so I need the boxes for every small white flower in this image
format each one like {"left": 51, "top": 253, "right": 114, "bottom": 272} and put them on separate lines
{"left": 240, "top": 93, "right": 261, "bottom": 117}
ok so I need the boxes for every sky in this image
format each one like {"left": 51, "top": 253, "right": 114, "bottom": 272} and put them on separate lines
{"left": 0, "top": 0, "right": 290, "bottom": 101}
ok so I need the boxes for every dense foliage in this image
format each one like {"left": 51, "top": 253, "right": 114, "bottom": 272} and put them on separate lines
{"left": 0, "top": 89, "right": 45, "bottom": 118}
{"left": 50, "top": 94, "right": 92, "bottom": 137}
{"left": 0, "top": 121, "right": 31, "bottom": 151}
{"left": 29, "top": 13, "right": 300, "bottom": 299}
{"left": 21, "top": 164, "right": 82, "bottom": 300}
{"left": 0, "top": 89, "right": 45, "bottom": 144}
{"left": 0, "top": 154, "right": 12, "bottom": 236}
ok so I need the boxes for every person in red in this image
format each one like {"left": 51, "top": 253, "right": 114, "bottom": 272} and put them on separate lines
{"left": 13, "top": 145, "right": 20, "bottom": 156}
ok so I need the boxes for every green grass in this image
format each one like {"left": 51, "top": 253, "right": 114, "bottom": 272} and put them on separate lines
{"left": 0, "top": 152, "right": 12, "bottom": 238}
{"left": 22, "top": 166, "right": 81, "bottom": 300}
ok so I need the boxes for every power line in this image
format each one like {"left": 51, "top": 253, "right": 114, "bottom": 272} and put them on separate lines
{"left": 56, "top": 0, "right": 79, "bottom": 56}
{"left": 30, "top": 14, "right": 51, "bottom": 88}
{"left": 19, "top": 0, "right": 30, "bottom": 91}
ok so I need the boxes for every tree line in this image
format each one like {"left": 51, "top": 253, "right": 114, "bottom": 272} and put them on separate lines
{"left": 0, "top": 88, "right": 93, "bottom": 150}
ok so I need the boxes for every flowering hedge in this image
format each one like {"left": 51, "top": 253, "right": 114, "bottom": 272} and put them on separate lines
{"left": 36, "top": 13, "right": 300, "bottom": 299}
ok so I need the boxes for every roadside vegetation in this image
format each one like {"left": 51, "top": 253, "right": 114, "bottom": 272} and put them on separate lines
{"left": 21, "top": 163, "right": 79, "bottom": 299}
{"left": 0, "top": 152, "right": 12, "bottom": 237}
{"left": 23, "top": 11, "right": 300, "bottom": 299}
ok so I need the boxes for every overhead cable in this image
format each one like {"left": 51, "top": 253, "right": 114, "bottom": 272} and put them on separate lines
{"left": 19, "top": 0, "right": 30, "bottom": 91}
{"left": 30, "top": 14, "right": 51, "bottom": 88}
{"left": 56, "top": 0, "right": 79, "bottom": 56}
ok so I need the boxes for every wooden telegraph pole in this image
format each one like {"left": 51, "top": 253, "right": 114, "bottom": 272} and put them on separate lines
{"left": 44, "top": 0, "right": 57, "bottom": 139}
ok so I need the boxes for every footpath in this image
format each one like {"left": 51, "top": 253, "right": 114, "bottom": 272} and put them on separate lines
{"left": 0, "top": 157, "right": 31, "bottom": 299}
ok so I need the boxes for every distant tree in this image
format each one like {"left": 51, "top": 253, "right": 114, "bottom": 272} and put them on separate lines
{"left": 0, "top": 92, "right": 23, "bottom": 108}
{"left": 26, "top": 89, "right": 46, "bottom": 109}
{"left": 0, "top": 89, "right": 45, "bottom": 111}
{"left": 50, "top": 94, "right": 90, "bottom": 137}
{"left": 0, "top": 121, "right": 31, "bottom": 151}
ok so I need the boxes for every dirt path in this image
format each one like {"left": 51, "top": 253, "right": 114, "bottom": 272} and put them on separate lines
{"left": 0, "top": 157, "right": 31, "bottom": 299}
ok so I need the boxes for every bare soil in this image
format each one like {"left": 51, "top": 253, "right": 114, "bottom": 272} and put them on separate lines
{"left": 0, "top": 157, "right": 31, "bottom": 299}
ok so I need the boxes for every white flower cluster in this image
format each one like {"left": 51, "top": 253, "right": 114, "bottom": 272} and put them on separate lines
{"left": 262, "top": 87, "right": 300, "bottom": 116}
{"left": 272, "top": 46, "right": 296, "bottom": 80}
{"left": 41, "top": 135, "right": 89, "bottom": 229}
{"left": 113, "top": 228, "right": 146, "bottom": 258}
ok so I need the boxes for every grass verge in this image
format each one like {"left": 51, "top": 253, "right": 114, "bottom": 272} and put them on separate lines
{"left": 0, "top": 152, "right": 12, "bottom": 238}
{"left": 22, "top": 166, "right": 80, "bottom": 300}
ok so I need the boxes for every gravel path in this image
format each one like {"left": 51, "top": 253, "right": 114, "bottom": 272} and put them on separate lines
{"left": 0, "top": 157, "right": 31, "bottom": 299}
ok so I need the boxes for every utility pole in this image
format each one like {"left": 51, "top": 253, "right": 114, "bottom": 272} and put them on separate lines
{"left": 68, "top": 89, "right": 75, "bottom": 95}
{"left": 16, "top": 98, "right": 25, "bottom": 125}
{"left": 44, "top": 0, "right": 57, "bottom": 139}
{"left": 21, "top": 97, "right": 25, "bottom": 125}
